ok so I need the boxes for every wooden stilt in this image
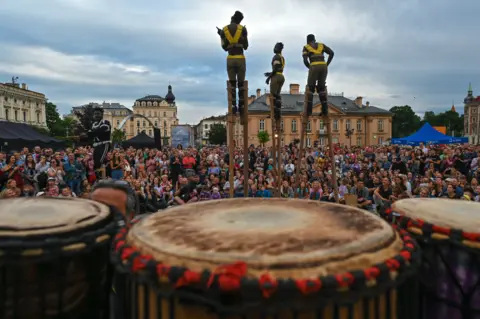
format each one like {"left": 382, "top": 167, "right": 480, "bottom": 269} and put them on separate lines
{"left": 296, "top": 86, "right": 310, "bottom": 189}
{"left": 226, "top": 81, "right": 235, "bottom": 198}
{"left": 276, "top": 114, "right": 282, "bottom": 187}
{"left": 269, "top": 94, "right": 279, "bottom": 197}
{"left": 325, "top": 113, "right": 339, "bottom": 203}
{"left": 242, "top": 81, "right": 249, "bottom": 198}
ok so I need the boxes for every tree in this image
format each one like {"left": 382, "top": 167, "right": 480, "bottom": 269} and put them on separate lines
{"left": 45, "top": 102, "right": 61, "bottom": 132}
{"left": 390, "top": 105, "right": 421, "bottom": 138}
{"left": 73, "top": 103, "right": 96, "bottom": 136}
{"left": 422, "top": 110, "right": 464, "bottom": 136}
{"left": 257, "top": 130, "right": 270, "bottom": 146}
{"left": 207, "top": 123, "right": 227, "bottom": 145}
{"left": 112, "top": 128, "right": 126, "bottom": 144}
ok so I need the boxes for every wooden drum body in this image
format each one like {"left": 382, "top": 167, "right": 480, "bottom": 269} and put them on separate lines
{"left": 0, "top": 197, "right": 117, "bottom": 319}
{"left": 112, "top": 198, "right": 420, "bottom": 319}
{"left": 384, "top": 198, "right": 480, "bottom": 319}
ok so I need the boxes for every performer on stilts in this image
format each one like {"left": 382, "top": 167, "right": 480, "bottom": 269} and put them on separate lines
{"left": 302, "top": 34, "right": 334, "bottom": 117}
{"left": 217, "top": 11, "right": 249, "bottom": 117}
{"left": 88, "top": 106, "right": 112, "bottom": 171}
{"left": 265, "top": 42, "right": 285, "bottom": 122}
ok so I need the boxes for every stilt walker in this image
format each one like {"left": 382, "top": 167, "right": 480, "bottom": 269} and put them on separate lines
{"left": 300, "top": 34, "right": 339, "bottom": 202}
{"left": 265, "top": 42, "right": 286, "bottom": 196}
{"left": 217, "top": 10, "right": 248, "bottom": 198}
{"left": 88, "top": 106, "right": 111, "bottom": 179}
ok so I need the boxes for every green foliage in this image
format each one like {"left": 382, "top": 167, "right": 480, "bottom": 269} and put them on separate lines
{"left": 257, "top": 130, "right": 270, "bottom": 146}
{"left": 44, "top": 102, "right": 78, "bottom": 137}
{"left": 421, "top": 110, "right": 464, "bottom": 136}
{"left": 112, "top": 128, "right": 126, "bottom": 143}
{"left": 390, "top": 105, "right": 422, "bottom": 138}
{"left": 207, "top": 123, "right": 227, "bottom": 145}
{"left": 45, "top": 102, "right": 61, "bottom": 133}
{"left": 73, "top": 103, "right": 95, "bottom": 136}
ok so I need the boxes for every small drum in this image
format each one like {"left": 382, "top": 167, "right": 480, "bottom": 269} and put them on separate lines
{"left": 112, "top": 198, "right": 420, "bottom": 319}
{"left": 384, "top": 198, "right": 480, "bottom": 319}
{"left": 0, "top": 197, "right": 118, "bottom": 319}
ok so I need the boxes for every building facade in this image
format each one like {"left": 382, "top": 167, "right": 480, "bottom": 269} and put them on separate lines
{"left": 195, "top": 115, "right": 227, "bottom": 145}
{"left": 0, "top": 81, "right": 47, "bottom": 128}
{"left": 232, "top": 84, "right": 392, "bottom": 147}
{"left": 463, "top": 83, "right": 480, "bottom": 144}
{"left": 132, "top": 85, "right": 179, "bottom": 143}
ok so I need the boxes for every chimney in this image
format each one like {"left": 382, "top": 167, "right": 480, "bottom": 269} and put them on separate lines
{"left": 366, "top": 101, "right": 370, "bottom": 107}
{"left": 256, "top": 88, "right": 261, "bottom": 98}
{"left": 354, "top": 96, "right": 363, "bottom": 108}
{"left": 21, "top": 83, "right": 26, "bottom": 89}
{"left": 290, "top": 83, "right": 300, "bottom": 95}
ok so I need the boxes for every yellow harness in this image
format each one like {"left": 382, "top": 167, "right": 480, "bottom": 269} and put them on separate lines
{"left": 305, "top": 43, "right": 326, "bottom": 65}
{"left": 224, "top": 25, "right": 245, "bottom": 59}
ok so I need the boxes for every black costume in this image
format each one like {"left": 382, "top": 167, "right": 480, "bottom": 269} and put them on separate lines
{"left": 88, "top": 107, "right": 112, "bottom": 170}
{"left": 265, "top": 42, "right": 285, "bottom": 121}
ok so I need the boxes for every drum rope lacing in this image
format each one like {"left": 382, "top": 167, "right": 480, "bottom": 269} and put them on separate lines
{"left": 111, "top": 223, "right": 419, "bottom": 299}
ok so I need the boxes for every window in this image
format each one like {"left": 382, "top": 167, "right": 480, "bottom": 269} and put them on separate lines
{"left": 36, "top": 113, "right": 40, "bottom": 123}
{"left": 137, "top": 121, "right": 140, "bottom": 127}
{"left": 281, "top": 138, "right": 284, "bottom": 146}
{"left": 345, "top": 119, "right": 351, "bottom": 130}
{"left": 319, "top": 138, "right": 325, "bottom": 146}
{"left": 204, "top": 124, "right": 208, "bottom": 129}
{"left": 356, "top": 119, "right": 362, "bottom": 131}
{"left": 23, "top": 111, "right": 26, "bottom": 122}
{"left": 14, "top": 110, "right": 18, "bottom": 121}
{"left": 378, "top": 119, "right": 384, "bottom": 131}
{"left": 143, "top": 121, "right": 146, "bottom": 127}
{"left": 280, "top": 119, "right": 284, "bottom": 131}
{"left": 163, "top": 112, "right": 167, "bottom": 117}
{"left": 333, "top": 119, "right": 338, "bottom": 130}
{"left": 291, "top": 120, "right": 297, "bottom": 132}
{"left": 306, "top": 137, "right": 311, "bottom": 147}
{"left": 378, "top": 137, "right": 383, "bottom": 145}
{"left": 123, "top": 128, "right": 127, "bottom": 133}
{"left": 164, "top": 121, "right": 167, "bottom": 127}
{"left": 5, "top": 109, "right": 9, "bottom": 120}
{"left": 356, "top": 136, "right": 362, "bottom": 146}
{"left": 164, "top": 129, "right": 167, "bottom": 137}
{"left": 148, "top": 111, "right": 151, "bottom": 117}
{"left": 149, "top": 129, "right": 152, "bottom": 136}
{"left": 155, "top": 121, "right": 158, "bottom": 127}
{"left": 173, "top": 112, "right": 176, "bottom": 117}
{"left": 116, "top": 120, "right": 120, "bottom": 126}
{"left": 306, "top": 120, "right": 311, "bottom": 131}
{"left": 332, "top": 137, "right": 339, "bottom": 143}
{"left": 259, "top": 119, "right": 265, "bottom": 131}
{"left": 319, "top": 120, "right": 324, "bottom": 129}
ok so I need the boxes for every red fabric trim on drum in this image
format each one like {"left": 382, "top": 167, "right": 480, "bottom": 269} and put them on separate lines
{"left": 258, "top": 273, "right": 278, "bottom": 298}
{"left": 295, "top": 279, "right": 322, "bottom": 294}
{"left": 111, "top": 224, "right": 418, "bottom": 297}
{"left": 207, "top": 262, "right": 247, "bottom": 291}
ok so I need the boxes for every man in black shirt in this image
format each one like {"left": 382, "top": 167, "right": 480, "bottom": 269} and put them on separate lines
{"left": 174, "top": 169, "right": 200, "bottom": 205}
{"left": 374, "top": 177, "right": 393, "bottom": 209}
{"left": 391, "top": 157, "right": 407, "bottom": 175}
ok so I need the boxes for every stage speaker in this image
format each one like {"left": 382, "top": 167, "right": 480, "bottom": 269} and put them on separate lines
{"left": 154, "top": 128, "right": 162, "bottom": 149}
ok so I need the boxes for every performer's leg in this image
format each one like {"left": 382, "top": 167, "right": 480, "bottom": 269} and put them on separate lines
{"left": 93, "top": 143, "right": 110, "bottom": 170}
{"left": 270, "top": 75, "right": 283, "bottom": 121}
{"left": 226, "top": 59, "right": 238, "bottom": 113}
{"left": 306, "top": 68, "right": 316, "bottom": 116}
{"left": 316, "top": 65, "right": 329, "bottom": 116}
{"left": 237, "top": 59, "right": 247, "bottom": 117}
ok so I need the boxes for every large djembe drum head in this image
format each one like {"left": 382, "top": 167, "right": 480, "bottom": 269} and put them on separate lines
{"left": 113, "top": 198, "right": 420, "bottom": 319}
{"left": 389, "top": 198, "right": 480, "bottom": 319}
{"left": 0, "top": 197, "right": 117, "bottom": 319}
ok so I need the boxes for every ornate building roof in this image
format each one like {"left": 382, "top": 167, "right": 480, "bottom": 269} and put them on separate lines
{"left": 136, "top": 95, "right": 165, "bottom": 102}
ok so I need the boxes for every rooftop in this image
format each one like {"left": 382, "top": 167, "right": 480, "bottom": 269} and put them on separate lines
{"left": 136, "top": 95, "right": 165, "bottom": 102}
{"left": 249, "top": 92, "right": 391, "bottom": 116}
{"left": 72, "top": 102, "right": 132, "bottom": 111}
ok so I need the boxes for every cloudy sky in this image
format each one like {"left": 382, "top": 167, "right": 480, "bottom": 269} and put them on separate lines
{"left": 0, "top": 0, "right": 478, "bottom": 124}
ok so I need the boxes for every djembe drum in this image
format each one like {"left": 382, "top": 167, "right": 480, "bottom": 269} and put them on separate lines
{"left": 0, "top": 197, "right": 118, "bottom": 319}
{"left": 383, "top": 198, "right": 480, "bottom": 319}
{"left": 112, "top": 198, "right": 420, "bottom": 319}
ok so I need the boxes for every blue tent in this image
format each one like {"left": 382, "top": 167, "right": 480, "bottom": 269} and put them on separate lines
{"left": 392, "top": 122, "right": 467, "bottom": 145}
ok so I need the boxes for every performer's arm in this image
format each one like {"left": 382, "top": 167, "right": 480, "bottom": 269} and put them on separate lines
{"left": 219, "top": 29, "right": 229, "bottom": 51}
{"left": 324, "top": 44, "right": 335, "bottom": 66}
{"left": 242, "top": 26, "right": 249, "bottom": 50}
{"left": 302, "top": 46, "right": 310, "bottom": 69}
{"left": 272, "top": 56, "right": 282, "bottom": 73}
{"left": 101, "top": 120, "right": 112, "bottom": 133}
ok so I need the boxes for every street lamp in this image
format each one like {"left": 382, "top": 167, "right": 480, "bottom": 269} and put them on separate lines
{"left": 345, "top": 128, "right": 355, "bottom": 147}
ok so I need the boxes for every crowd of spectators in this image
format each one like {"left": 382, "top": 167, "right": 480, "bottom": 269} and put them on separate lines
{"left": 1, "top": 141, "right": 479, "bottom": 213}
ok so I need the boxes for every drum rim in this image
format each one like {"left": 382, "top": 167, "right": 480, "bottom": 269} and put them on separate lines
{"left": 0, "top": 197, "right": 111, "bottom": 238}
{"left": 380, "top": 204, "right": 480, "bottom": 249}
{"left": 111, "top": 222, "right": 419, "bottom": 298}
{"left": 127, "top": 199, "right": 400, "bottom": 273}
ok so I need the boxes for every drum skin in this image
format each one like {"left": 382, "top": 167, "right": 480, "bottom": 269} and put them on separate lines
{"left": 0, "top": 197, "right": 117, "bottom": 319}
{"left": 112, "top": 198, "right": 420, "bottom": 319}
{"left": 390, "top": 198, "right": 480, "bottom": 319}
